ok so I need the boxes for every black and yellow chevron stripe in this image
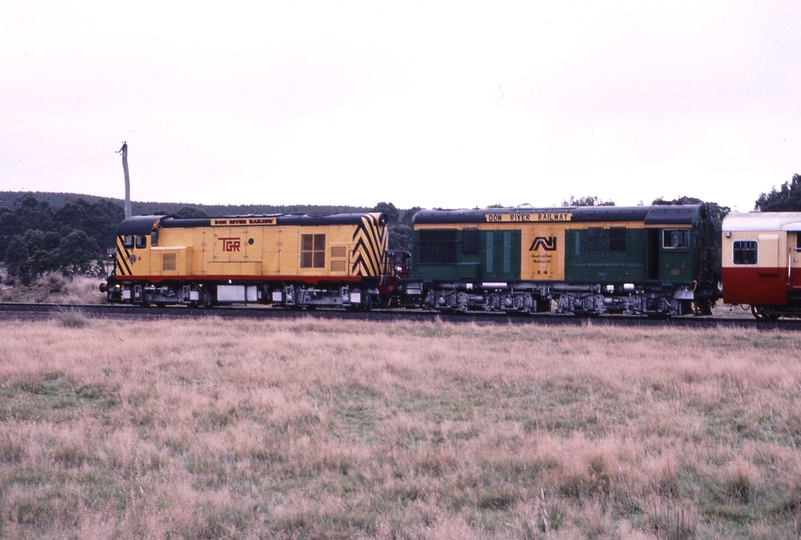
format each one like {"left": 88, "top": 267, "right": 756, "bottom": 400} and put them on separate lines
{"left": 351, "top": 213, "right": 387, "bottom": 276}
{"left": 115, "top": 236, "right": 133, "bottom": 276}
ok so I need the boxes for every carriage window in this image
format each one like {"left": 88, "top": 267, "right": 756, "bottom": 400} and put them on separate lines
{"left": 300, "top": 234, "right": 325, "bottom": 268}
{"left": 419, "top": 230, "right": 457, "bottom": 264}
{"left": 586, "top": 228, "right": 604, "bottom": 251}
{"left": 123, "top": 235, "right": 134, "bottom": 249}
{"left": 733, "top": 240, "right": 758, "bottom": 265}
{"left": 663, "top": 229, "right": 691, "bottom": 249}
{"left": 135, "top": 235, "right": 147, "bottom": 249}
{"left": 609, "top": 228, "right": 627, "bottom": 251}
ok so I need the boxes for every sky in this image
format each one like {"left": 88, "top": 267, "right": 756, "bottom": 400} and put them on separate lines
{"left": 1, "top": 1, "right": 800, "bottom": 213}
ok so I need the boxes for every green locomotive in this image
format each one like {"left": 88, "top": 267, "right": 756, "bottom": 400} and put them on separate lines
{"left": 406, "top": 204, "right": 721, "bottom": 316}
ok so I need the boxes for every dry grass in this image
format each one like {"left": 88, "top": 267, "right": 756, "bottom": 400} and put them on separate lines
{"left": 0, "top": 318, "right": 800, "bottom": 538}
{"left": 0, "top": 272, "right": 107, "bottom": 304}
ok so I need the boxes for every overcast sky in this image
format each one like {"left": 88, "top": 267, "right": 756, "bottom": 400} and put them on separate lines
{"left": 1, "top": 2, "right": 799, "bottom": 212}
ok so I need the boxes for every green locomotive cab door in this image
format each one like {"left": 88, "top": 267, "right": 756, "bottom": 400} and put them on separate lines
{"left": 658, "top": 228, "right": 693, "bottom": 282}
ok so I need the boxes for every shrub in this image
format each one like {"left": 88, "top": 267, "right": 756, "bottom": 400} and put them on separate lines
{"left": 58, "top": 307, "right": 89, "bottom": 328}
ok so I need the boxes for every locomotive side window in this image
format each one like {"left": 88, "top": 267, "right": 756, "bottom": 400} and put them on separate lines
{"left": 586, "top": 228, "right": 604, "bottom": 251}
{"left": 663, "top": 229, "right": 691, "bottom": 249}
{"left": 732, "top": 240, "right": 758, "bottom": 265}
{"left": 135, "top": 235, "right": 147, "bottom": 249}
{"left": 609, "top": 228, "right": 627, "bottom": 251}
{"left": 419, "top": 230, "right": 457, "bottom": 264}
{"left": 123, "top": 235, "right": 134, "bottom": 249}
{"left": 300, "top": 234, "right": 326, "bottom": 268}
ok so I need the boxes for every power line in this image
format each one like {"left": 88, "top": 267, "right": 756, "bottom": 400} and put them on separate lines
{"left": 0, "top": 152, "right": 117, "bottom": 175}
{"left": 0, "top": 146, "right": 119, "bottom": 159}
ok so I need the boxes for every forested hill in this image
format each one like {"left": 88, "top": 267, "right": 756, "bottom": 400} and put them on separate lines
{"left": 0, "top": 191, "right": 371, "bottom": 216}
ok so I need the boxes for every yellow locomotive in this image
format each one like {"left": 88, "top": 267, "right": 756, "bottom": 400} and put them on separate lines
{"left": 101, "top": 212, "right": 388, "bottom": 308}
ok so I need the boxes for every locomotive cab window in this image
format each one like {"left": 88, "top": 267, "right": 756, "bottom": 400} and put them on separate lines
{"left": 123, "top": 235, "right": 134, "bottom": 249}
{"left": 732, "top": 240, "right": 758, "bottom": 265}
{"left": 300, "top": 234, "right": 325, "bottom": 268}
{"left": 663, "top": 229, "right": 691, "bottom": 249}
{"left": 135, "top": 235, "right": 147, "bottom": 249}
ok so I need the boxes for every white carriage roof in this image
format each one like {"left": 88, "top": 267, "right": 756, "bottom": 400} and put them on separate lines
{"left": 723, "top": 212, "right": 801, "bottom": 232}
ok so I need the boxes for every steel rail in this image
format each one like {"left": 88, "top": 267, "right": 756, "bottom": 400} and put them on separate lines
{"left": 0, "top": 302, "right": 798, "bottom": 330}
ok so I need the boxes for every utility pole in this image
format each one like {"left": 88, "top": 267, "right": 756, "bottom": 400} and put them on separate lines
{"left": 119, "top": 142, "right": 131, "bottom": 218}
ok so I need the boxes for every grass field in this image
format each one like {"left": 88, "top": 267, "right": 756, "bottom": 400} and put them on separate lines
{"left": 0, "top": 315, "right": 800, "bottom": 539}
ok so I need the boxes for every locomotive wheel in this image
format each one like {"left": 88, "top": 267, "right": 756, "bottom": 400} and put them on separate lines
{"left": 751, "top": 305, "right": 778, "bottom": 322}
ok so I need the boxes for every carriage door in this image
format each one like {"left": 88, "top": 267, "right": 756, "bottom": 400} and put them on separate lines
{"left": 786, "top": 225, "right": 801, "bottom": 289}
{"left": 757, "top": 233, "right": 780, "bottom": 277}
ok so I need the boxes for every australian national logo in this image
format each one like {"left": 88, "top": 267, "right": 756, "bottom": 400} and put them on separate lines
{"left": 219, "top": 237, "right": 241, "bottom": 252}
{"left": 529, "top": 236, "right": 557, "bottom": 251}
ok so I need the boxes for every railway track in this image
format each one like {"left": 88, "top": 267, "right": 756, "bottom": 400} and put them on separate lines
{"left": 1, "top": 301, "right": 799, "bottom": 330}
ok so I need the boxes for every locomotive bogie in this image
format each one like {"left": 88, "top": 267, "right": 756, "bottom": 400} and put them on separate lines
{"left": 420, "top": 283, "right": 550, "bottom": 313}
{"left": 271, "top": 284, "right": 378, "bottom": 310}
{"left": 554, "top": 285, "right": 692, "bottom": 316}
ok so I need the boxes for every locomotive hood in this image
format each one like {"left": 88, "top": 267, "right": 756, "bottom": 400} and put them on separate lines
{"left": 116, "top": 213, "right": 388, "bottom": 233}
{"left": 412, "top": 204, "right": 703, "bottom": 226}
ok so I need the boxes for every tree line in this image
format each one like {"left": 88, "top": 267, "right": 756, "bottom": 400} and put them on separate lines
{"left": 0, "top": 194, "right": 124, "bottom": 284}
{"left": 755, "top": 173, "right": 801, "bottom": 212}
